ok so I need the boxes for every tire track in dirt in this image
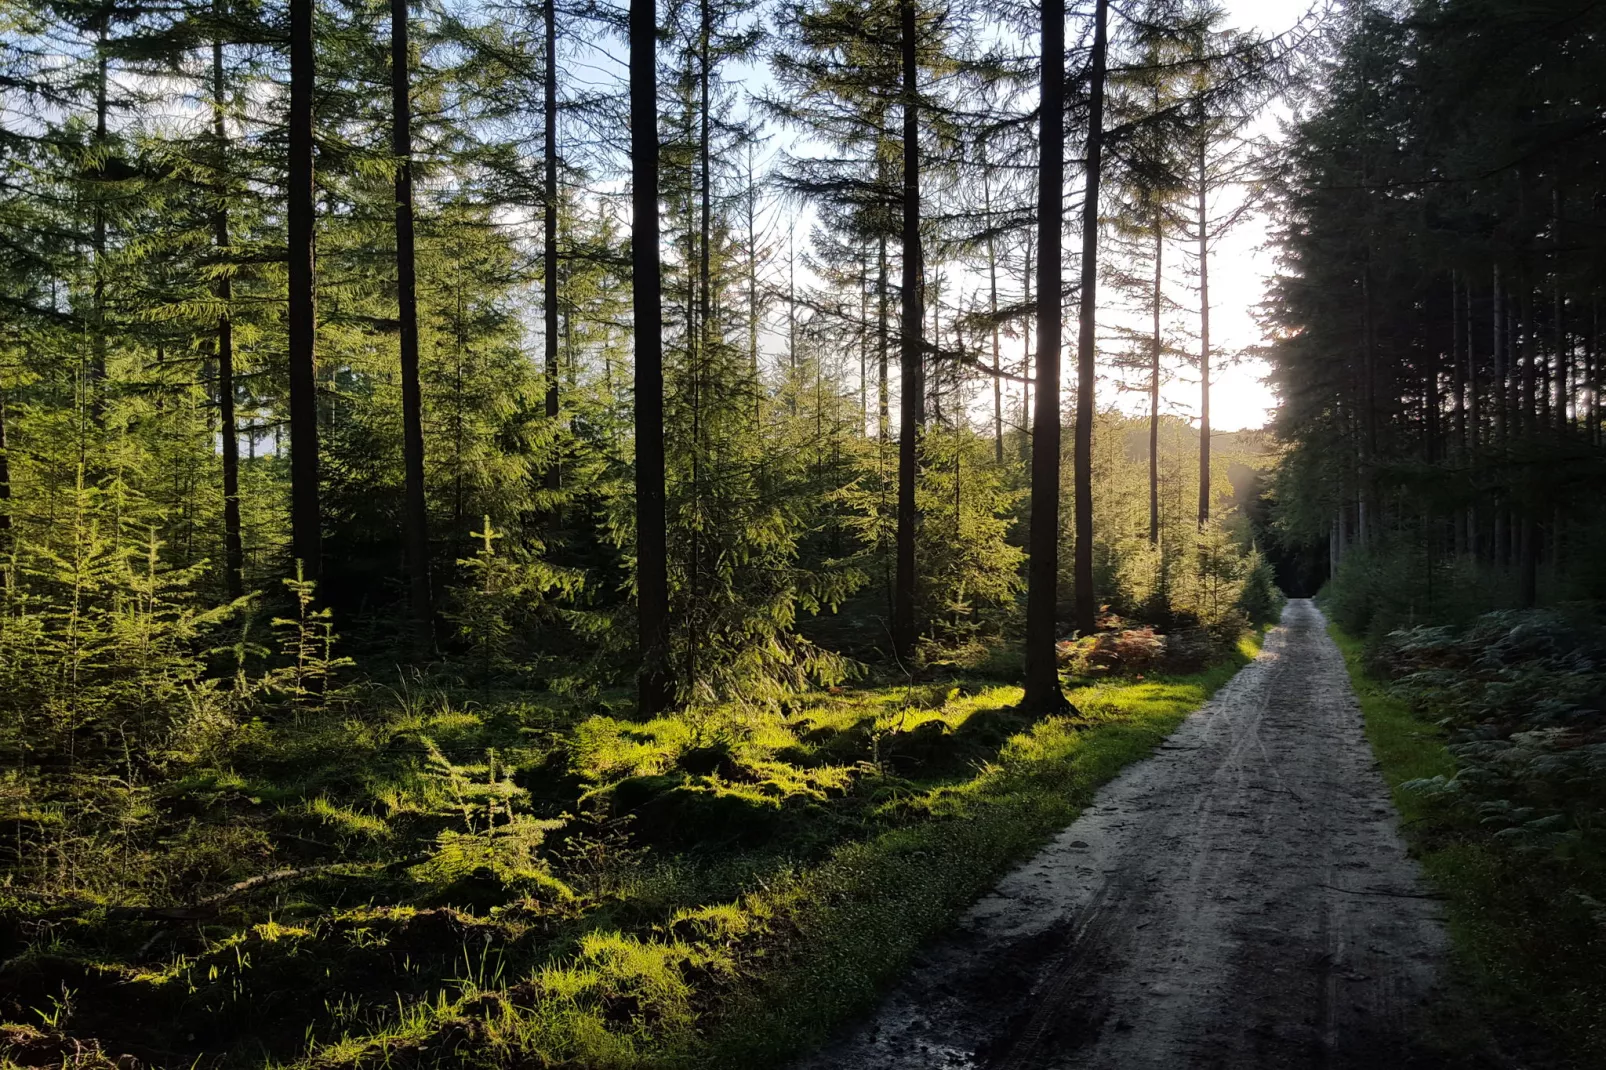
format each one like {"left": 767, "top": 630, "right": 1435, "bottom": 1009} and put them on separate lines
{"left": 796, "top": 599, "right": 1451, "bottom": 1070}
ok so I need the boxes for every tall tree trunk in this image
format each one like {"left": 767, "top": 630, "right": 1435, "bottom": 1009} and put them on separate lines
{"left": 878, "top": 234, "right": 889, "bottom": 442}
{"left": 0, "top": 387, "right": 11, "bottom": 571}
{"left": 1552, "top": 189, "right": 1566, "bottom": 437}
{"left": 632, "top": 0, "right": 671, "bottom": 713}
{"left": 1358, "top": 252, "right": 1374, "bottom": 547}
{"left": 1493, "top": 266, "right": 1509, "bottom": 567}
{"left": 1493, "top": 264, "right": 1506, "bottom": 447}
{"left": 747, "top": 144, "right": 759, "bottom": 382}
{"left": 985, "top": 164, "right": 1003, "bottom": 465}
{"left": 1465, "top": 275, "right": 1478, "bottom": 557}
{"left": 1451, "top": 273, "right": 1466, "bottom": 557}
{"left": 1071, "top": 0, "right": 1107, "bottom": 638}
{"left": 1196, "top": 138, "right": 1211, "bottom": 529}
{"left": 1021, "top": 0, "right": 1068, "bottom": 711}
{"left": 687, "top": 0, "right": 714, "bottom": 695}
{"left": 288, "top": 0, "right": 322, "bottom": 584}
{"left": 787, "top": 226, "right": 797, "bottom": 378}
{"left": 1020, "top": 231, "right": 1032, "bottom": 463}
{"left": 860, "top": 249, "right": 869, "bottom": 429}
{"left": 892, "top": 0, "right": 923, "bottom": 664}
{"left": 1149, "top": 202, "right": 1161, "bottom": 545}
{"left": 393, "top": 0, "right": 432, "bottom": 644}
{"left": 543, "top": 0, "right": 561, "bottom": 490}
{"left": 1521, "top": 285, "right": 1536, "bottom": 439}
{"left": 90, "top": 12, "right": 108, "bottom": 425}
{"left": 213, "top": 22, "right": 244, "bottom": 600}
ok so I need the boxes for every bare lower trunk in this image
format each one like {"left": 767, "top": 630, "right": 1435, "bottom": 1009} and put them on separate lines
{"left": 288, "top": 0, "right": 322, "bottom": 584}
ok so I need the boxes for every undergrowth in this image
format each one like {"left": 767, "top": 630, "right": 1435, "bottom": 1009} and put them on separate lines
{"left": 1331, "top": 614, "right": 1606, "bottom": 1067}
{"left": 0, "top": 636, "right": 1263, "bottom": 1069}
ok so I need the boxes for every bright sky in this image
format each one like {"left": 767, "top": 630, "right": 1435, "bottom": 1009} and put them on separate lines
{"left": 1189, "top": 0, "right": 1310, "bottom": 432}
{"left": 749, "top": 0, "right": 1309, "bottom": 434}
{"left": 1098, "top": 0, "right": 1310, "bottom": 433}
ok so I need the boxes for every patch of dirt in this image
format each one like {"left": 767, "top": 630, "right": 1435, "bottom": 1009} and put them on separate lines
{"left": 797, "top": 599, "right": 1460, "bottom": 1069}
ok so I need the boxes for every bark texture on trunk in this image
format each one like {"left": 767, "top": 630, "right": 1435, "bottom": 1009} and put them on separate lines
{"left": 1021, "top": 0, "right": 1068, "bottom": 711}
{"left": 632, "top": 0, "right": 672, "bottom": 713}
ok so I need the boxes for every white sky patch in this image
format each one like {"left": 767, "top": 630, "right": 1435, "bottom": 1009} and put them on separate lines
{"left": 745, "top": 0, "right": 1305, "bottom": 435}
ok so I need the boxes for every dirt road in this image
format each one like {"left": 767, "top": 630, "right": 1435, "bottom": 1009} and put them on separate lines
{"left": 799, "top": 599, "right": 1451, "bottom": 1069}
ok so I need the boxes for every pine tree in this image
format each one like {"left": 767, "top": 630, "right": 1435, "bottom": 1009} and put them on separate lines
{"left": 1020, "top": 0, "right": 1068, "bottom": 710}
{"left": 633, "top": 0, "right": 672, "bottom": 713}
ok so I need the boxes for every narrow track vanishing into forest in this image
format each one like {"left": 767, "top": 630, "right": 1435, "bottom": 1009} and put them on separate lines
{"left": 800, "top": 599, "right": 1453, "bottom": 1069}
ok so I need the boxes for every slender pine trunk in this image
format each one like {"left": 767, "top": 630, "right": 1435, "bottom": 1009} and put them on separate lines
{"left": 878, "top": 234, "right": 889, "bottom": 442}
{"left": 1196, "top": 140, "right": 1211, "bottom": 529}
{"left": 1021, "top": 0, "right": 1068, "bottom": 710}
{"left": 1020, "top": 231, "right": 1032, "bottom": 463}
{"left": 213, "top": 22, "right": 244, "bottom": 600}
{"left": 892, "top": 0, "right": 923, "bottom": 665}
{"left": 392, "top": 0, "right": 432, "bottom": 643}
{"left": 288, "top": 0, "right": 322, "bottom": 584}
{"left": 985, "top": 165, "right": 1003, "bottom": 465}
{"left": 543, "top": 0, "right": 561, "bottom": 491}
{"left": 1149, "top": 203, "right": 1161, "bottom": 546}
{"left": 90, "top": 13, "right": 108, "bottom": 424}
{"left": 1071, "top": 0, "right": 1107, "bottom": 638}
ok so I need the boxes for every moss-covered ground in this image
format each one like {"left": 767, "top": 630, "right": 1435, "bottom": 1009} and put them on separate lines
{"left": 0, "top": 635, "right": 1263, "bottom": 1070}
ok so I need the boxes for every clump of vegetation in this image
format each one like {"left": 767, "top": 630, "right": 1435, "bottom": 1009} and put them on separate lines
{"left": 1376, "top": 610, "right": 1606, "bottom": 856}
{"left": 1337, "top": 613, "right": 1606, "bottom": 1064}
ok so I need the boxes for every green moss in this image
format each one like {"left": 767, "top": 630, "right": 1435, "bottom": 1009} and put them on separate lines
{"left": 4, "top": 637, "right": 1268, "bottom": 1070}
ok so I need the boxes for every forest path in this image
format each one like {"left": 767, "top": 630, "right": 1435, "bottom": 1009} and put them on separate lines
{"left": 797, "top": 599, "right": 1452, "bottom": 1070}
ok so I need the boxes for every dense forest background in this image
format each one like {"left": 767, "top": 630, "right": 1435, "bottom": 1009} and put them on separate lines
{"left": 1267, "top": 0, "right": 1606, "bottom": 633}
{"left": 2, "top": 0, "right": 1603, "bottom": 1065}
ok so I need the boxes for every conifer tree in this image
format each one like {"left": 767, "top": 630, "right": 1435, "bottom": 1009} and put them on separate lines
{"left": 894, "top": 0, "right": 923, "bottom": 663}
{"left": 1021, "top": 0, "right": 1068, "bottom": 710}
{"left": 633, "top": 0, "right": 672, "bottom": 713}
{"left": 1072, "top": 0, "right": 1109, "bottom": 638}
{"left": 392, "top": 0, "right": 432, "bottom": 644}
{"left": 287, "top": 0, "right": 321, "bottom": 584}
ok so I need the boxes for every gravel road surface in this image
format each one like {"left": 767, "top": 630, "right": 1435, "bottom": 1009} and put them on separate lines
{"left": 798, "top": 598, "right": 1451, "bottom": 1070}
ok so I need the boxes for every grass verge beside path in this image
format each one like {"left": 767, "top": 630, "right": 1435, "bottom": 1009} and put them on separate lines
{"left": 701, "top": 631, "right": 1266, "bottom": 1068}
{"left": 1330, "top": 623, "right": 1602, "bottom": 1068}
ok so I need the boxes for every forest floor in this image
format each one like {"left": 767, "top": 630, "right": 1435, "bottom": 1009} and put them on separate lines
{"left": 0, "top": 623, "right": 1267, "bottom": 1069}
{"left": 799, "top": 599, "right": 1471, "bottom": 1069}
